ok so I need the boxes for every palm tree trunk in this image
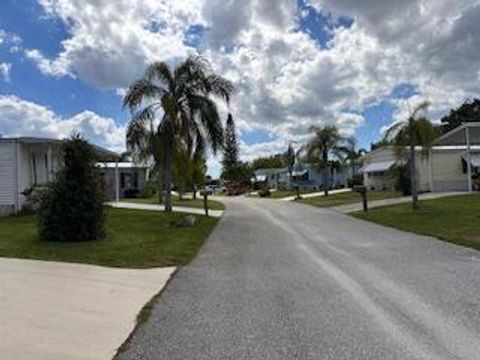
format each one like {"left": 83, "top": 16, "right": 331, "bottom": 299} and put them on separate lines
{"left": 410, "top": 143, "right": 419, "bottom": 210}
{"left": 157, "top": 171, "right": 163, "bottom": 204}
{"left": 324, "top": 166, "right": 329, "bottom": 196}
{"left": 164, "top": 142, "right": 173, "bottom": 213}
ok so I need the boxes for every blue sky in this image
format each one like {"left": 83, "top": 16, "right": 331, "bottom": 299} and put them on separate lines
{"left": 0, "top": 0, "right": 478, "bottom": 176}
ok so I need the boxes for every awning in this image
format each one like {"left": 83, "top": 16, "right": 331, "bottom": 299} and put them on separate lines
{"left": 462, "top": 153, "right": 480, "bottom": 168}
{"left": 292, "top": 169, "right": 308, "bottom": 176}
{"left": 362, "top": 160, "right": 396, "bottom": 173}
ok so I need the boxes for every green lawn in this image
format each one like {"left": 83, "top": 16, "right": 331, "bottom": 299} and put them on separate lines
{"left": 126, "top": 195, "right": 225, "bottom": 211}
{"left": 297, "top": 190, "right": 400, "bottom": 208}
{"left": 352, "top": 194, "right": 480, "bottom": 251}
{"left": 0, "top": 208, "right": 219, "bottom": 268}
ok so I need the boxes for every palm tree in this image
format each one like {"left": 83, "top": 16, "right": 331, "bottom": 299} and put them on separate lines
{"left": 306, "top": 125, "right": 350, "bottom": 196}
{"left": 384, "top": 102, "right": 437, "bottom": 210}
{"left": 124, "top": 57, "right": 234, "bottom": 212}
{"left": 286, "top": 143, "right": 295, "bottom": 189}
{"left": 345, "top": 139, "right": 366, "bottom": 179}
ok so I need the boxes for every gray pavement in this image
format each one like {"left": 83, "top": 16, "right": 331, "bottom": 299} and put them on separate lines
{"left": 118, "top": 196, "right": 480, "bottom": 360}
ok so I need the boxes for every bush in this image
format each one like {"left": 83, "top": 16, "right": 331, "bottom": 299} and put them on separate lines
{"left": 258, "top": 188, "right": 271, "bottom": 197}
{"left": 38, "top": 135, "right": 106, "bottom": 242}
{"left": 390, "top": 164, "right": 411, "bottom": 196}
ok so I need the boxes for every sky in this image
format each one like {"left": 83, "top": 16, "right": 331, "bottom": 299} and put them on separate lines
{"left": 0, "top": 0, "right": 479, "bottom": 177}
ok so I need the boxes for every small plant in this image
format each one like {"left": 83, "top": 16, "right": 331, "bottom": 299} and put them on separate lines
{"left": 258, "top": 188, "right": 271, "bottom": 198}
{"left": 38, "top": 135, "right": 106, "bottom": 242}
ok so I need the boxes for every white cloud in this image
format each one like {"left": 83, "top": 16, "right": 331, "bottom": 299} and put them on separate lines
{"left": 22, "top": 0, "right": 480, "bottom": 164}
{"left": 0, "top": 63, "right": 11, "bottom": 81}
{"left": 0, "top": 95, "right": 125, "bottom": 152}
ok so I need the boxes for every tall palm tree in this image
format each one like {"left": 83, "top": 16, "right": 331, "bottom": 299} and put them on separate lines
{"left": 384, "top": 101, "right": 436, "bottom": 210}
{"left": 124, "top": 57, "right": 234, "bottom": 212}
{"left": 306, "top": 125, "right": 350, "bottom": 196}
{"left": 345, "top": 139, "right": 366, "bottom": 178}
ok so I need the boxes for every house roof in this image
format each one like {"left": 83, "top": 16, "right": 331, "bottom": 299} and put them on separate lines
{"left": 0, "top": 136, "right": 120, "bottom": 161}
{"left": 436, "top": 122, "right": 480, "bottom": 146}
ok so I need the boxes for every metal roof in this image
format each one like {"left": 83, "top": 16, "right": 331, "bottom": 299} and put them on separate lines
{"left": 362, "top": 160, "right": 396, "bottom": 173}
{"left": 436, "top": 122, "right": 480, "bottom": 146}
{"left": 0, "top": 136, "right": 120, "bottom": 161}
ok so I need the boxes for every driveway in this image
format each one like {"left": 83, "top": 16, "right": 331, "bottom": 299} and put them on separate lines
{"left": 0, "top": 258, "right": 174, "bottom": 360}
{"left": 119, "top": 197, "right": 480, "bottom": 360}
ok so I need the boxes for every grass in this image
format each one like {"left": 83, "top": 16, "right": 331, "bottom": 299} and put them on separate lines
{"left": 297, "top": 190, "right": 400, "bottom": 208}
{"left": 126, "top": 194, "right": 225, "bottom": 211}
{"left": 352, "top": 194, "right": 480, "bottom": 251}
{"left": 0, "top": 208, "right": 219, "bottom": 268}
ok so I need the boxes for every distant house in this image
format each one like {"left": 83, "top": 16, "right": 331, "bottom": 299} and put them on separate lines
{"left": 0, "top": 137, "right": 119, "bottom": 216}
{"left": 98, "top": 162, "right": 149, "bottom": 200}
{"left": 253, "top": 162, "right": 355, "bottom": 191}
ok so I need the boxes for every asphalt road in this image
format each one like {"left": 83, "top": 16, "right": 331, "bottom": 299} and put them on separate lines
{"left": 119, "top": 197, "right": 480, "bottom": 360}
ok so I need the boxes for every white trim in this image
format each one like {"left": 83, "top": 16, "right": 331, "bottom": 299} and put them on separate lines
{"left": 115, "top": 161, "right": 120, "bottom": 202}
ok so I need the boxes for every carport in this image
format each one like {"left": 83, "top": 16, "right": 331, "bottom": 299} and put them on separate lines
{"left": 436, "top": 122, "right": 480, "bottom": 192}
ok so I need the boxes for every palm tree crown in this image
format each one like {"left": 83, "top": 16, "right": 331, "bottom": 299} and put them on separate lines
{"left": 384, "top": 101, "right": 437, "bottom": 209}
{"left": 123, "top": 56, "right": 234, "bottom": 212}
{"left": 306, "top": 125, "right": 351, "bottom": 196}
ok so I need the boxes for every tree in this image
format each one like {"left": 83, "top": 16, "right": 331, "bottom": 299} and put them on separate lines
{"left": 38, "top": 135, "right": 105, "bottom": 242}
{"left": 286, "top": 143, "right": 295, "bottom": 188}
{"left": 221, "top": 113, "right": 239, "bottom": 181}
{"left": 251, "top": 154, "right": 286, "bottom": 170}
{"left": 441, "top": 98, "right": 480, "bottom": 133}
{"left": 345, "top": 139, "right": 366, "bottom": 178}
{"left": 305, "top": 125, "right": 350, "bottom": 196}
{"left": 124, "top": 57, "right": 233, "bottom": 212}
{"left": 191, "top": 154, "right": 207, "bottom": 199}
{"left": 384, "top": 102, "right": 437, "bottom": 209}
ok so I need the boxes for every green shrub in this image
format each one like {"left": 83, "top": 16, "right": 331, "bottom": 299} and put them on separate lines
{"left": 390, "top": 164, "right": 411, "bottom": 196}
{"left": 38, "top": 135, "right": 106, "bottom": 242}
{"left": 258, "top": 188, "right": 271, "bottom": 197}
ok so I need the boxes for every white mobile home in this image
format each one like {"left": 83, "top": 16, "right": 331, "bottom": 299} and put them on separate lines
{"left": 0, "top": 137, "right": 119, "bottom": 216}
{"left": 363, "top": 123, "right": 480, "bottom": 193}
{"left": 362, "top": 145, "right": 479, "bottom": 193}
{"left": 98, "top": 162, "right": 149, "bottom": 199}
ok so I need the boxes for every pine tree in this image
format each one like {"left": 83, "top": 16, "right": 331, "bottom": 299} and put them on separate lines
{"left": 222, "top": 113, "right": 239, "bottom": 180}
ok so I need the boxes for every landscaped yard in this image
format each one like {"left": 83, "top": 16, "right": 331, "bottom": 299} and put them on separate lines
{"left": 352, "top": 194, "right": 480, "bottom": 251}
{"left": 297, "top": 190, "right": 400, "bottom": 208}
{"left": 0, "top": 208, "right": 218, "bottom": 268}
{"left": 126, "top": 194, "right": 225, "bottom": 211}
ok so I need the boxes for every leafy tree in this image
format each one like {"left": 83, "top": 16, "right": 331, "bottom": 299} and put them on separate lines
{"left": 384, "top": 102, "right": 437, "bottom": 209}
{"left": 221, "top": 113, "right": 239, "bottom": 181}
{"left": 38, "top": 135, "right": 105, "bottom": 242}
{"left": 191, "top": 154, "right": 207, "bottom": 199}
{"left": 124, "top": 57, "right": 233, "bottom": 212}
{"left": 441, "top": 98, "right": 480, "bottom": 133}
{"left": 251, "top": 154, "right": 287, "bottom": 170}
{"left": 305, "top": 125, "right": 350, "bottom": 196}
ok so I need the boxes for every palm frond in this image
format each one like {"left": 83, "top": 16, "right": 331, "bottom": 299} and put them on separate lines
{"left": 145, "top": 62, "right": 174, "bottom": 89}
{"left": 123, "top": 79, "right": 166, "bottom": 109}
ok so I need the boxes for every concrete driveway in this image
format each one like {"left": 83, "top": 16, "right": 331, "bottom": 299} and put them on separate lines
{"left": 119, "top": 196, "right": 480, "bottom": 360}
{"left": 0, "top": 258, "right": 174, "bottom": 360}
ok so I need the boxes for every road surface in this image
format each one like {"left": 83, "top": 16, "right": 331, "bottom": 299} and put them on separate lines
{"left": 119, "top": 197, "right": 480, "bottom": 360}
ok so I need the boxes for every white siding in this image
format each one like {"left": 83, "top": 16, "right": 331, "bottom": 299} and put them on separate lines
{"left": 0, "top": 142, "right": 15, "bottom": 205}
